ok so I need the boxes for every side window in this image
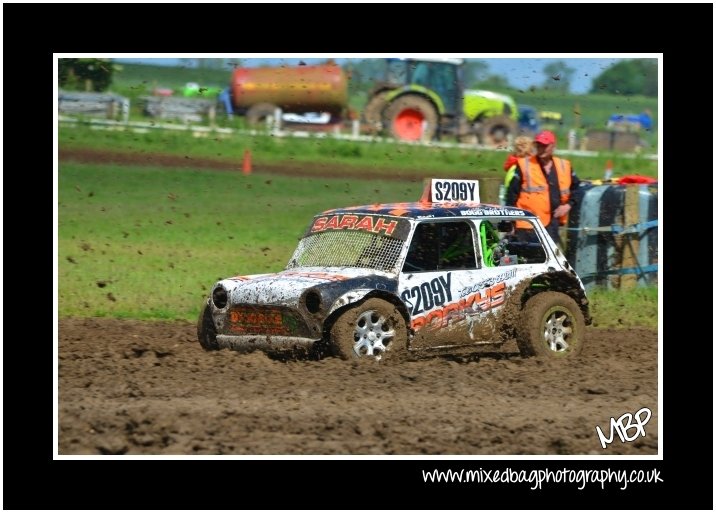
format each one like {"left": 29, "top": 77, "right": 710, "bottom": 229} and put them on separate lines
{"left": 403, "top": 221, "right": 477, "bottom": 272}
{"left": 387, "top": 60, "right": 408, "bottom": 86}
{"left": 410, "top": 62, "right": 430, "bottom": 87}
{"left": 430, "top": 62, "right": 458, "bottom": 116}
{"left": 479, "top": 219, "right": 546, "bottom": 267}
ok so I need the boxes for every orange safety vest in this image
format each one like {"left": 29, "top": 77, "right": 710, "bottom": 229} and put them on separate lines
{"left": 515, "top": 156, "right": 572, "bottom": 228}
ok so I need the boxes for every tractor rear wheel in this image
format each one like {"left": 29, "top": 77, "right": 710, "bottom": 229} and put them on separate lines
{"left": 383, "top": 95, "right": 438, "bottom": 142}
{"left": 478, "top": 115, "right": 517, "bottom": 148}
{"left": 362, "top": 91, "right": 390, "bottom": 133}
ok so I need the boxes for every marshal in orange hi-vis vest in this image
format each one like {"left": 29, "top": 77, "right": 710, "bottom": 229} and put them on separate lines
{"left": 515, "top": 156, "right": 572, "bottom": 228}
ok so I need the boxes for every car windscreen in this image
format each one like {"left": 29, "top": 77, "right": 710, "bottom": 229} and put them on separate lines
{"left": 287, "top": 214, "right": 410, "bottom": 272}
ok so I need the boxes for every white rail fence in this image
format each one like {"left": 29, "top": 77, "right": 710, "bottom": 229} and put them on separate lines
{"left": 58, "top": 91, "right": 130, "bottom": 123}
{"left": 58, "top": 105, "right": 658, "bottom": 161}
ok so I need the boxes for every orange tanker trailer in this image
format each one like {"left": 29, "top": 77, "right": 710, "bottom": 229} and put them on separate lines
{"left": 229, "top": 64, "right": 348, "bottom": 126}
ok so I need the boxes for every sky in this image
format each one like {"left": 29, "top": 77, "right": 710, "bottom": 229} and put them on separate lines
{"left": 112, "top": 56, "right": 633, "bottom": 95}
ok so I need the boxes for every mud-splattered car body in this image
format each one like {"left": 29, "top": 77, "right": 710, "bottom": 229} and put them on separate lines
{"left": 198, "top": 186, "right": 591, "bottom": 361}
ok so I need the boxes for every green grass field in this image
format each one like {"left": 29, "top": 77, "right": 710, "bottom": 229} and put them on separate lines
{"left": 508, "top": 89, "right": 658, "bottom": 149}
{"left": 59, "top": 163, "right": 425, "bottom": 319}
{"left": 59, "top": 125, "right": 657, "bottom": 181}
{"left": 59, "top": 161, "right": 657, "bottom": 328}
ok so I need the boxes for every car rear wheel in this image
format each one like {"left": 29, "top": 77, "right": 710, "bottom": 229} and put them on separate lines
{"left": 330, "top": 298, "right": 407, "bottom": 361}
{"left": 516, "top": 292, "right": 585, "bottom": 358}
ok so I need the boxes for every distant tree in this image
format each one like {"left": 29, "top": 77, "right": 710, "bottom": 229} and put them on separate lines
{"left": 344, "top": 59, "right": 386, "bottom": 93}
{"left": 542, "top": 61, "right": 575, "bottom": 93}
{"left": 589, "top": 59, "right": 657, "bottom": 96}
{"left": 58, "top": 58, "right": 117, "bottom": 92}
{"left": 197, "top": 58, "right": 227, "bottom": 70}
{"left": 472, "top": 75, "right": 511, "bottom": 90}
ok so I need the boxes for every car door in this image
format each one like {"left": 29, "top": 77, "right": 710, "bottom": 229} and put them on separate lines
{"left": 469, "top": 217, "right": 551, "bottom": 322}
{"left": 399, "top": 217, "right": 552, "bottom": 349}
{"left": 398, "top": 220, "right": 482, "bottom": 349}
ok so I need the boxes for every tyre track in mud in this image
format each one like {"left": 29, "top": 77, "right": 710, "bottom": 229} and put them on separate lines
{"left": 59, "top": 318, "right": 658, "bottom": 455}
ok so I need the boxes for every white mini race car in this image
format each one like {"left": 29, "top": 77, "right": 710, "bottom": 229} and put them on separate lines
{"left": 198, "top": 179, "right": 591, "bottom": 361}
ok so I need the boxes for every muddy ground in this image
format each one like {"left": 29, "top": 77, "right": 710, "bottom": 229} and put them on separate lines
{"left": 59, "top": 318, "right": 658, "bottom": 455}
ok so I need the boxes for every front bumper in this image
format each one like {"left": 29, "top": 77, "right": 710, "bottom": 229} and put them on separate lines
{"left": 215, "top": 334, "right": 321, "bottom": 352}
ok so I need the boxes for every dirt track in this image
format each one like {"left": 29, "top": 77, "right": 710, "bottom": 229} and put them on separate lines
{"left": 59, "top": 318, "right": 658, "bottom": 455}
{"left": 59, "top": 148, "right": 658, "bottom": 455}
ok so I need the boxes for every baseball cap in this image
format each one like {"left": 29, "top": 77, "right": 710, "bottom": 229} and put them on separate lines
{"left": 534, "top": 130, "right": 556, "bottom": 145}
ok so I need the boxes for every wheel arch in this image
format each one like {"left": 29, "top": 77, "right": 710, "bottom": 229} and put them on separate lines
{"left": 385, "top": 87, "right": 444, "bottom": 115}
{"left": 322, "top": 290, "right": 412, "bottom": 342}
{"left": 521, "top": 271, "right": 592, "bottom": 325}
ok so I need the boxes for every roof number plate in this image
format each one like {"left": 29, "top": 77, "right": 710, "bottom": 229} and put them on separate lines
{"left": 430, "top": 179, "right": 480, "bottom": 204}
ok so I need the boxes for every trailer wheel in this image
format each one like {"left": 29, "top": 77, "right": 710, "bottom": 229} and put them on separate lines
{"left": 246, "top": 102, "right": 279, "bottom": 126}
{"left": 478, "top": 115, "right": 517, "bottom": 148}
{"left": 362, "top": 91, "right": 390, "bottom": 133}
{"left": 383, "top": 95, "right": 438, "bottom": 142}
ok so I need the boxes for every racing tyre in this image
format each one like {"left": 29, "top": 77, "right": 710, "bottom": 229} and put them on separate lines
{"left": 516, "top": 292, "right": 585, "bottom": 358}
{"left": 197, "top": 302, "right": 220, "bottom": 351}
{"left": 383, "top": 95, "right": 438, "bottom": 142}
{"left": 478, "top": 115, "right": 517, "bottom": 148}
{"left": 330, "top": 298, "right": 408, "bottom": 361}
{"left": 246, "top": 102, "right": 279, "bottom": 126}
{"left": 362, "top": 91, "right": 390, "bottom": 133}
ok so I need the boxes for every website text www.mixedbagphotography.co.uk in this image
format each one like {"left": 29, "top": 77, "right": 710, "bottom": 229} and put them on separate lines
{"left": 422, "top": 467, "right": 663, "bottom": 491}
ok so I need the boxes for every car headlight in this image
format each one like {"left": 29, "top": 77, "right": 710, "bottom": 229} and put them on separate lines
{"left": 212, "top": 285, "right": 228, "bottom": 309}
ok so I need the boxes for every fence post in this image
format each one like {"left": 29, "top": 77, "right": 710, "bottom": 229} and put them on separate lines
{"left": 620, "top": 186, "right": 640, "bottom": 289}
{"left": 273, "top": 107, "right": 282, "bottom": 132}
{"left": 121, "top": 98, "right": 130, "bottom": 123}
{"left": 107, "top": 100, "right": 116, "bottom": 120}
{"left": 568, "top": 129, "right": 576, "bottom": 150}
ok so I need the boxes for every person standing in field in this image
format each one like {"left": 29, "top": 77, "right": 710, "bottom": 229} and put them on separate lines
{"left": 505, "top": 130, "right": 580, "bottom": 246}
{"left": 502, "top": 136, "right": 534, "bottom": 190}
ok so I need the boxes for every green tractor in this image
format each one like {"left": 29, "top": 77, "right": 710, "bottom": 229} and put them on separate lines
{"left": 363, "top": 58, "right": 518, "bottom": 146}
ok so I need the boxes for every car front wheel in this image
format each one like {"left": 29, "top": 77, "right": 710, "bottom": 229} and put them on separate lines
{"left": 330, "top": 298, "right": 407, "bottom": 361}
{"left": 517, "top": 292, "right": 585, "bottom": 358}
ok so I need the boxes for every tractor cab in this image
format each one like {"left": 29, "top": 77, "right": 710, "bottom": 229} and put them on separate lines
{"left": 363, "top": 58, "right": 517, "bottom": 147}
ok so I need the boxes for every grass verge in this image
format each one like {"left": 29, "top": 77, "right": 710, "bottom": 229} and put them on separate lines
{"left": 59, "top": 161, "right": 657, "bottom": 329}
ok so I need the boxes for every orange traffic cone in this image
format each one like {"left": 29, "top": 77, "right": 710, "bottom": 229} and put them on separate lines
{"left": 604, "top": 159, "right": 613, "bottom": 181}
{"left": 242, "top": 149, "right": 252, "bottom": 175}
